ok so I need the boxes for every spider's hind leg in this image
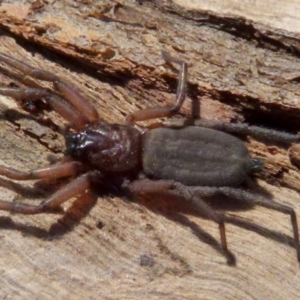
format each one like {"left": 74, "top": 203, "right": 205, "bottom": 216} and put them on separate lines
{"left": 175, "top": 184, "right": 300, "bottom": 262}
{"left": 163, "top": 119, "right": 300, "bottom": 145}
{"left": 126, "top": 179, "right": 231, "bottom": 263}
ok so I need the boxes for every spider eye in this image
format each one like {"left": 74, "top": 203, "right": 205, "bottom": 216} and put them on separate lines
{"left": 65, "top": 133, "right": 80, "bottom": 156}
{"left": 65, "top": 130, "right": 112, "bottom": 159}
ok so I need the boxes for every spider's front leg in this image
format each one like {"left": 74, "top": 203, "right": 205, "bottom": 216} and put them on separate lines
{"left": 0, "top": 52, "right": 99, "bottom": 129}
{"left": 0, "top": 160, "right": 91, "bottom": 214}
{"left": 0, "top": 86, "right": 88, "bottom": 130}
{"left": 0, "top": 173, "right": 91, "bottom": 214}
{"left": 0, "top": 160, "right": 83, "bottom": 181}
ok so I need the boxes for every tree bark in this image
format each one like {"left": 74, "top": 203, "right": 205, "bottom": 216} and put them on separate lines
{"left": 1, "top": 1, "right": 300, "bottom": 299}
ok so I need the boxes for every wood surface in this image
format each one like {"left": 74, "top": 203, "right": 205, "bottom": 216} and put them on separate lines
{"left": 1, "top": 0, "right": 300, "bottom": 299}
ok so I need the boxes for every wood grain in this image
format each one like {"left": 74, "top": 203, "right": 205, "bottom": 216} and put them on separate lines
{"left": 1, "top": 1, "right": 300, "bottom": 299}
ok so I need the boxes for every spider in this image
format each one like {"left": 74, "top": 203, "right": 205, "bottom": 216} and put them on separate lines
{"left": 0, "top": 51, "right": 299, "bottom": 263}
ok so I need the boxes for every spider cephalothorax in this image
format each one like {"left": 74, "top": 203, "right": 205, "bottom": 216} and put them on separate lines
{"left": 65, "top": 123, "right": 141, "bottom": 173}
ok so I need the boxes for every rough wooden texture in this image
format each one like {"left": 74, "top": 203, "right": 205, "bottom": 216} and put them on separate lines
{"left": 1, "top": 0, "right": 300, "bottom": 299}
{"left": 175, "top": 0, "right": 300, "bottom": 32}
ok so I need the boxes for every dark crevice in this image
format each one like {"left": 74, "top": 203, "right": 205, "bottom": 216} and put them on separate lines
{"left": 206, "top": 90, "right": 300, "bottom": 133}
{"left": 0, "top": 27, "right": 136, "bottom": 88}
{"left": 161, "top": 2, "right": 300, "bottom": 58}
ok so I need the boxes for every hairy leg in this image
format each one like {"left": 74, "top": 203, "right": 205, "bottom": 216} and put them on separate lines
{"left": 172, "top": 183, "right": 300, "bottom": 261}
{"left": 162, "top": 118, "right": 300, "bottom": 145}
{"left": 126, "top": 179, "right": 228, "bottom": 258}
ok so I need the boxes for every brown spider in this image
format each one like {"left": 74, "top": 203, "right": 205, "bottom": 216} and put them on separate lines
{"left": 0, "top": 51, "right": 299, "bottom": 264}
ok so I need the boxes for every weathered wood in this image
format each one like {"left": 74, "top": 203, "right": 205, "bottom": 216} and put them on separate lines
{"left": 1, "top": 1, "right": 300, "bottom": 299}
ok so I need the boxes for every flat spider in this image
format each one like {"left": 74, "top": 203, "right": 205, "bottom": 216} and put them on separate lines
{"left": 0, "top": 51, "right": 299, "bottom": 263}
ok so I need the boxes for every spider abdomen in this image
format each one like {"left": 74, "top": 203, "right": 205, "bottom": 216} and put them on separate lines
{"left": 142, "top": 126, "right": 259, "bottom": 187}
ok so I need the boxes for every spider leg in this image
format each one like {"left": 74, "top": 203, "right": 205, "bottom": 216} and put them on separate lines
{"left": 0, "top": 86, "right": 87, "bottom": 129}
{"left": 0, "top": 160, "right": 83, "bottom": 181}
{"left": 173, "top": 184, "right": 300, "bottom": 262}
{"left": 125, "top": 51, "right": 188, "bottom": 125}
{"left": 163, "top": 119, "right": 300, "bottom": 145}
{"left": 126, "top": 179, "right": 228, "bottom": 258}
{"left": 0, "top": 53, "right": 99, "bottom": 126}
{"left": 0, "top": 172, "right": 91, "bottom": 214}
